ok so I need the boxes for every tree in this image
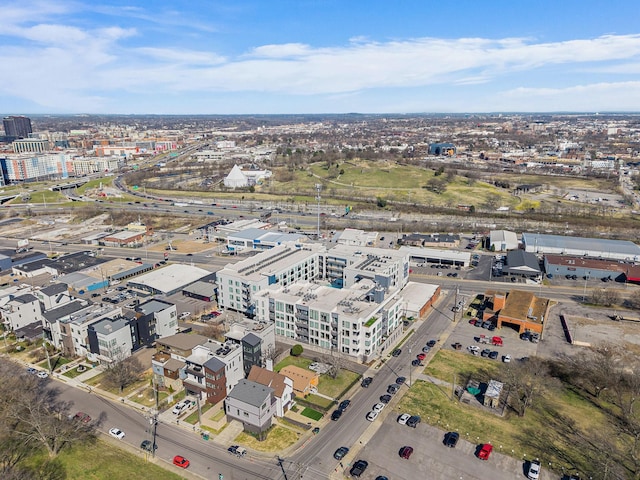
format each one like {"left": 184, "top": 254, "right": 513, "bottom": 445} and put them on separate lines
{"left": 102, "top": 356, "right": 144, "bottom": 393}
{"left": 500, "top": 357, "right": 550, "bottom": 417}
{"left": 376, "top": 197, "right": 387, "bottom": 208}
{"left": 291, "top": 344, "right": 303, "bottom": 356}
{"left": 425, "top": 177, "right": 447, "bottom": 194}
{"left": 201, "top": 323, "right": 225, "bottom": 341}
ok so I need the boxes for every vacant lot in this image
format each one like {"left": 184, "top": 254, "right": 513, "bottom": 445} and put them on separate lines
{"left": 400, "top": 351, "right": 615, "bottom": 476}
{"left": 235, "top": 425, "right": 299, "bottom": 452}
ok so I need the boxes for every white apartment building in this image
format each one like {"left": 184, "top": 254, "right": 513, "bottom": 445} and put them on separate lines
{"left": 216, "top": 243, "right": 324, "bottom": 316}
{"left": 254, "top": 278, "right": 405, "bottom": 363}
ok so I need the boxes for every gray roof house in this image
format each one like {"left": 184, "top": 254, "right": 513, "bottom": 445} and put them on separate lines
{"left": 225, "top": 379, "right": 275, "bottom": 438}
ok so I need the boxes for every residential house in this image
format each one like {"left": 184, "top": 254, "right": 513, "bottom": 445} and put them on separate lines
{"left": 278, "top": 365, "right": 319, "bottom": 397}
{"left": 247, "top": 365, "right": 294, "bottom": 417}
{"left": 225, "top": 379, "right": 275, "bottom": 436}
{"left": 2, "top": 293, "right": 42, "bottom": 331}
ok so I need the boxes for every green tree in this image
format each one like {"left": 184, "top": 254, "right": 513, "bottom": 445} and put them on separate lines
{"left": 291, "top": 344, "right": 303, "bottom": 356}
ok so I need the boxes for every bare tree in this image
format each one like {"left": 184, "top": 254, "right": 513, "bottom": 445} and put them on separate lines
{"left": 201, "top": 323, "right": 225, "bottom": 341}
{"left": 102, "top": 356, "right": 144, "bottom": 393}
{"left": 499, "top": 357, "right": 550, "bottom": 417}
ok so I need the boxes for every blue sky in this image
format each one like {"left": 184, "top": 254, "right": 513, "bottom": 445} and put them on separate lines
{"left": 2, "top": 0, "right": 640, "bottom": 114}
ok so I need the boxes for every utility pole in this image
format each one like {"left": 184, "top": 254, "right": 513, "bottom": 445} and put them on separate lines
{"left": 315, "top": 184, "right": 322, "bottom": 241}
{"left": 277, "top": 456, "right": 290, "bottom": 480}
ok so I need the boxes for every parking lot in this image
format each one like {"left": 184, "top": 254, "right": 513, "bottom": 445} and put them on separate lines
{"left": 350, "top": 413, "right": 550, "bottom": 479}
{"left": 445, "top": 314, "right": 541, "bottom": 363}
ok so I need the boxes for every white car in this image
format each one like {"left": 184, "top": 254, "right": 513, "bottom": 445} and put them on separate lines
{"left": 467, "top": 345, "right": 480, "bottom": 353}
{"left": 172, "top": 399, "right": 190, "bottom": 414}
{"left": 366, "top": 410, "right": 379, "bottom": 422}
{"left": 503, "top": 354, "right": 512, "bottom": 363}
{"left": 109, "top": 427, "right": 125, "bottom": 440}
{"left": 179, "top": 312, "right": 191, "bottom": 320}
{"left": 36, "top": 370, "right": 49, "bottom": 379}
{"left": 527, "top": 460, "right": 541, "bottom": 480}
{"left": 372, "top": 402, "right": 385, "bottom": 413}
{"left": 397, "top": 413, "right": 411, "bottom": 425}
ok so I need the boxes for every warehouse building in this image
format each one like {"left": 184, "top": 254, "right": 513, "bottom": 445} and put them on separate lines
{"left": 522, "top": 233, "right": 640, "bottom": 261}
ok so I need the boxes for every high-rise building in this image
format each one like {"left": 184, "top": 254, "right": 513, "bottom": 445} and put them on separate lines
{"left": 3, "top": 116, "right": 32, "bottom": 138}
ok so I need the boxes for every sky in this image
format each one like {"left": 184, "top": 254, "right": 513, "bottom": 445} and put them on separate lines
{"left": 2, "top": 0, "right": 640, "bottom": 114}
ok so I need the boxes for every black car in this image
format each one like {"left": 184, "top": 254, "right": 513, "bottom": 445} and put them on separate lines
{"left": 407, "top": 415, "right": 421, "bottom": 428}
{"left": 396, "top": 376, "right": 406, "bottom": 385}
{"left": 350, "top": 460, "right": 368, "bottom": 477}
{"left": 391, "top": 348, "right": 402, "bottom": 357}
{"left": 338, "top": 399, "right": 351, "bottom": 411}
{"left": 387, "top": 384, "right": 400, "bottom": 395}
{"left": 334, "top": 446, "right": 349, "bottom": 460}
{"left": 141, "top": 440, "right": 157, "bottom": 452}
{"left": 520, "top": 331, "right": 531, "bottom": 341}
{"left": 361, "top": 377, "right": 373, "bottom": 388}
{"left": 380, "top": 394, "right": 392, "bottom": 404}
{"left": 411, "top": 359, "right": 422, "bottom": 367}
{"left": 444, "top": 431, "right": 459, "bottom": 448}
{"left": 331, "top": 409, "right": 343, "bottom": 421}
{"left": 426, "top": 339, "right": 437, "bottom": 348}
{"left": 481, "top": 348, "right": 491, "bottom": 357}
{"left": 489, "top": 351, "right": 499, "bottom": 360}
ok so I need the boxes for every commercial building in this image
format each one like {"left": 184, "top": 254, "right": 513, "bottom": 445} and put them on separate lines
{"left": 482, "top": 290, "right": 552, "bottom": 335}
{"left": 399, "top": 245, "right": 470, "bottom": 268}
{"left": 3, "top": 116, "right": 32, "bottom": 139}
{"left": 544, "top": 254, "right": 640, "bottom": 283}
{"left": 128, "top": 264, "right": 212, "bottom": 296}
{"left": 489, "top": 230, "right": 519, "bottom": 252}
{"left": 522, "top": 233, "right": 640, "bottom": 262}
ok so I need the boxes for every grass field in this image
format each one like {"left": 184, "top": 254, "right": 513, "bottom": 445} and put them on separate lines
{"left": 400, "top": 351, "right": 616, "bottom": 474}
{"left": 317, "top": 369, "right": 360, "bottom": 399}
{"left": 235, "top": 426, "right": 299, "bottom": 452}
{"left": 55, "top": 440, "right": 184, "bottom": 480}
{"left": 274, "top": 356, "right": 312, "bottom": 372}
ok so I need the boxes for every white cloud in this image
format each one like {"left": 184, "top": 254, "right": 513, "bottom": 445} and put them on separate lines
{"left": 2, "top": 3, "right": 640, "bottom": 112}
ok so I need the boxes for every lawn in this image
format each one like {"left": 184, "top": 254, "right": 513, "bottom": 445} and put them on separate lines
{"left": 85, "top": 370, "right": 152, "bottom": 397}
{"left": 300, "top": 407, "right": 323, "bottom": 421}
{"left": 303, "top": 394, "right": 334, "bottom": 410}
{"left": 274, "top": 356, "right": 312, "bottom": 372}
{"left": 423, "top": 350, "right": 500, "bottom": 384}
{"left": 235, "top": 426, "right": 299, "bottom": 452}
{"left": 63, "top": 364, "right": 93, "bottom": 379}
{"left": 400, "top": 355, "right": 615, "bottom": 475}
{"left": 56, "top": 439, "right": 184, "bottom": 480}
{"left": 184, "top": 403, "right": 214, "bottom": 424}
{"left": 129, "top": 386, "right": 169, "bottom": 408}
{"left": 317, "top": 369, "right": 360, "bottom": 399}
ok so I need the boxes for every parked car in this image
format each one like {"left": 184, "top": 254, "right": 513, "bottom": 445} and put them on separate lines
{"left": 399, "top": 446, "right": 414, "bottom": 459}
{"left": 422, "top": 345, "right": 431, "bottom": 353}
{"left": 350, "top": 459, "right": 368, "bottom": 477}
{"left": 172, "top": 399, "right": 190, "bottom": 415}
{"left": 26, "top": 367, "right": 37, "bottom": 375}
{"left": 387, "top": 384, "right": 400, "bottom": 395}
{"left": 172, "top": 455, "right": 190, "bottom": 468}
{"left": 140, "top": 440, "right": 157, "bottom": 452}
{"left": 427, "top": 339, "right": 437, "bottom": 348}
{"left": 366, "top": 410, "right": 379, "bottom": 422}
{"left": 530, "top": 333, "right": 540, "bottom": 343}
{"left": 73, "top": 412, "right": 91, "bottom": 424}
{"left": 411, "top": 359, "right": 422, "bottom": 366}
{"left": 334, "top": 446, "right": 349, "bottom": 460}
{"left": 444, "top": 431, "right": 459, "bottom": 448}
{"left": 178, "top": 312, "right": 191, "bottom": 320}
{"left": 481, "top": 348, "right": 491, "bottom": 357}
{"left": 478, "top": 443, "right": 493, "bottom": 460}
{"left": 396, "top": 376, "right": 406, "bottom": 385}
{"left": 372, "top": 402, "right": 385, "bottom": 413}
{"left": 489, "top": 351, "right": 499, "bottom": 360}
{"left": 338, "top": 399, "right": 351, "bottom": 411}
{"left": 503, "top": 354, "right": 512, "bottom": 363}
{"left": 37, "top": 370, "right": 49, "bottom": 379}
{"left": 520, "top": 331, "right": 531, "bottom": 341}
{"left": 228, "top": 445, "right": 246, "bottom": 457}
{"left": 331, "top": 409, "right": 343, "bottom": 421}
{"left": 407, "top": 415, "right": 421, "bottom": 428}
{"left": 468, "top": 345, "right": 480, "bottom": 355}
{"left": 391, "top": 348, "right": 402, "bottom": 357}
{"left": 416, "top": 353, "right": 426, "bottom": 361}
{"left": 109, "top": 427, "right": 125, "bottom": 440}
{"left": 397, "top": 413, "right": 411, "bottom": 425}
{"left": 527, "top": 459, "right": 541, "bottom": 480}
{"left": 361, "top": 377, "right": 373, "bottom": 388}
{"left": 380, "top": 394, "right": 392, "bottom": 404}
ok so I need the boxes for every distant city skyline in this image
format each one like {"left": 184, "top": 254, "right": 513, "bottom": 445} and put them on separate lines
{"left": 1, "top": 0, "right": 640, "bottom": 115}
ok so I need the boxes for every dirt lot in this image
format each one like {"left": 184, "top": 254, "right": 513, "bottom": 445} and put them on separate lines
{"left": 146, "top": 239, "right": 214, "bottom": 254}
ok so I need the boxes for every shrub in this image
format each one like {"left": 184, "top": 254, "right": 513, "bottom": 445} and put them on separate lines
{"left": 291, "top": 344, "right": 304, "bottom": 356}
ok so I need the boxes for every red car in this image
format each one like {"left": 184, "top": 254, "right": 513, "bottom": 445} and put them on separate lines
{"left": 478, "top": 443, "right": 493, "bottom": 460}
{"left": 416, "top": 353, "right": 426, "bottom": 361}
{"left": 173, "top": 455, "right": 190, "bottom": 468}
{"left": 211, "top": 311, "right": 222, "bottom": 317}
{"left": 399, "top": 446, "right": 414, "bottom": 459}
